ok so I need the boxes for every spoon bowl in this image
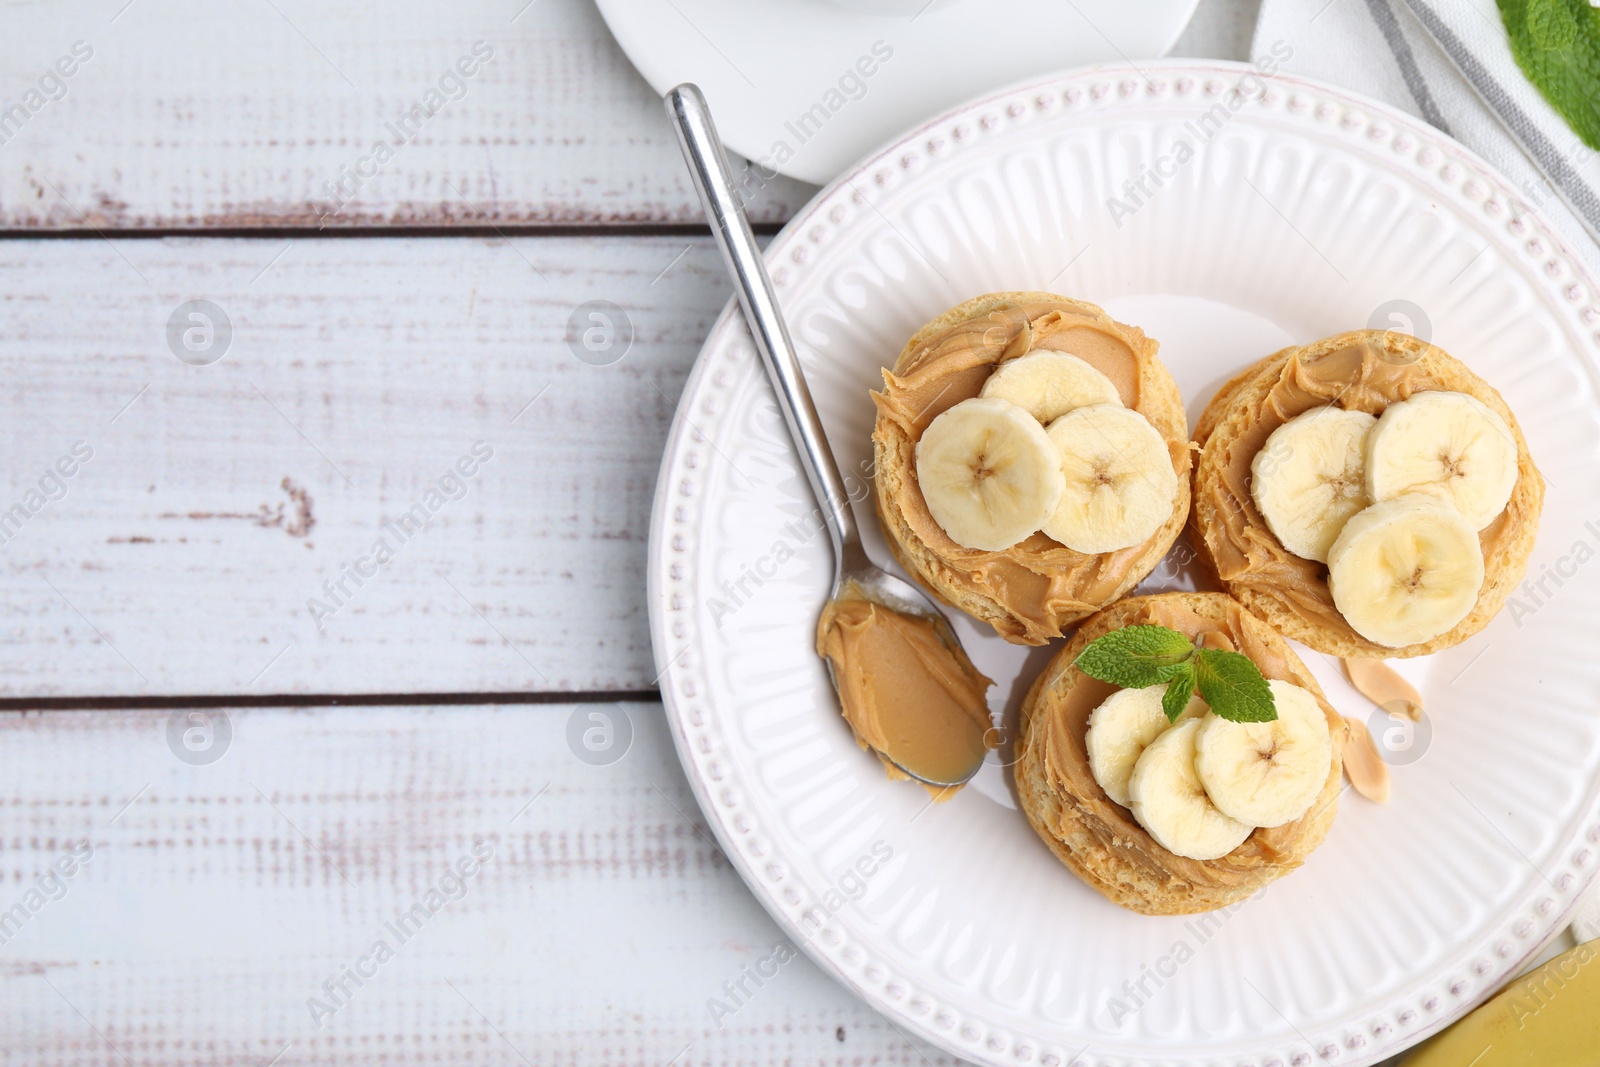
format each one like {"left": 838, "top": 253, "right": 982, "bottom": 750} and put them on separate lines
{"left": 825, "top": 557, "right": 989, "bottom": 789}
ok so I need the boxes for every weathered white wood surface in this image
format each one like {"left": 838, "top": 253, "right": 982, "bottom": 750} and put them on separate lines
{"left": 0, "top": 0, "right": 813, "bottom": 229}
{"left": 0, "top": 0, "right": 1264, "bottom": 234}
{"left": 3, "top": 1, "right": 1572, "bottom": 1065}
{"left": 0, "top": 702, "right": 957, "bottom": 1065}
{"left": 0, "top": 235, "right": 722, "bottom": 697}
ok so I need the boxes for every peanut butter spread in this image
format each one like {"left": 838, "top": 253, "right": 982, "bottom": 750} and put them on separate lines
{"left": 816, "top": 592, "right": 993, "bottom": 789}
{"left": 872, "top": 301, "right": 1183, "bottom": 641}
{"left": 1037, "top": 597, "right": 1342, "bottom": 886}
{"left": 1200, "top": 342, "right": 1524, "bottom": 644}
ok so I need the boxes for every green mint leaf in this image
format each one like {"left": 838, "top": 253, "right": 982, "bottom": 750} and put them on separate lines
{"left": 1193, "top": 648, "right": 1277, "bottom": 722}
{"left": 1500, "top": 0, "right": 1600, "bottom": 150}
{"left": 1161, "top": 667, "right": 1195, "bottom": 724}
{"left": 1074, "top": 625, "right": 1196, "bottom": 689}
{"left": 1527, "top": 0, "right": 1579, "bottom": 50}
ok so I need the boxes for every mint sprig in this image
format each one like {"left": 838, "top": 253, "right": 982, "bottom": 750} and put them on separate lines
{"left": 1072, "top": 625, "right": 1194, "bottom": 688}
{"left": 1160, "top": 672, "right": 1193, "bottom": 722}
{"left": 1192, "top": 647, "right": 1277, "bottom": 722}
{"left": 1500, "top": 0, "right": 1600, "bottom": 151}
{"left": 1075, "top": 624, "right": 1278, "bottom": 723}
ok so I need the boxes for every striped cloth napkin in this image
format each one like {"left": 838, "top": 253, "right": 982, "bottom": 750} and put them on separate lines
{"left": 1251, "top": 0, "right": 1600, "bottom": 278}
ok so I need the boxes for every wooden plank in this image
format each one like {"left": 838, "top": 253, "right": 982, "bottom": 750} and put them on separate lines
{"left": 0, "top": 0, "right": 814, "bottom": 230}
{"left": 0, "top": 234, "right": 722, "bottom": 697}
{"left": 0, "top": 702, "right": 960, "bottom": 1066}
{"left": 0, "top": 0, "right": 1264, "bottom": 234}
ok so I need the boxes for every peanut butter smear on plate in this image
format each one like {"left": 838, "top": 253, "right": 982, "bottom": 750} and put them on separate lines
{"left": 816, "top": 591, "right": 994, "bottom": 796}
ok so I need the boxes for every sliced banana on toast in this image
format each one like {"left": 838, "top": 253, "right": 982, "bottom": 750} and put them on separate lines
{"left": 1250, "top": 405, "right": 1376, "bottom": 563}
{"left": 1327, "top": 493, "right": 1485, "bottom": 647}
{"left": 1085, "top": 685, "right": 1205, "bottom": 807}
{"left": 1365, "top": 390, "right": 1518, "bottom": 530}
{"left": 980, "top": 350, "right": 1122, "bottom": 424}
{"left": 1194, "top": 680, "right": 1332, "bottom": 827}
{"left": 1127, "top": 719, "right": 1253, "bottom": 862}
{"left": 1043, "top": 404, "right": 1177, "bottom": 554}
{"left": 915, "top": 397, "right": 1065, "bottom": 551}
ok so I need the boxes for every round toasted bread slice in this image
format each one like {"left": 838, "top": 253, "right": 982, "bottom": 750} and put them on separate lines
{"left": 1015, "top": 592, "right": 1345, "bottom": 915}
{"left": 1190, "top": 330, "right": 1542, "bottom": 658}
{"left": 873, "top": 292, "right": 1191, "bottom": 645}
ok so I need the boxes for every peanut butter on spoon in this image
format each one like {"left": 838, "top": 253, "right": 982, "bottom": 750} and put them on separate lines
{"left": 817, "top": 589, "right": 994, "bottom": 796}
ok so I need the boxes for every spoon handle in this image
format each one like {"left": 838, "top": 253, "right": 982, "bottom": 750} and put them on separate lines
{"left": 666, "top": 83, "right": 863, "bottom": 566}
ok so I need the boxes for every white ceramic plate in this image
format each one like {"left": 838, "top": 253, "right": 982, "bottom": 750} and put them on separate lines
{"left": 595, "top": 0, "right": 1198, "bottom": 184}
{"left": 647, "top": 61, "right": 1600, "bottom": 1066}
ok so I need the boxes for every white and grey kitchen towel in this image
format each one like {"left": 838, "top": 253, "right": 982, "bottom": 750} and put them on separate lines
{"left": 1251, "top": 0, "right": 1600, "bottom": 278}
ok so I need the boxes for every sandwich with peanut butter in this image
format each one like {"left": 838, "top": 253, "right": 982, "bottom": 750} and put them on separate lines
{"left": 872, "top": 292, "right": 1191, "bottom": 644}
{"left": 1016, "top": 591, "right": 1346, "bottom": 915}
{"left": 1190, "top": 330, "right": 1543, "bottom": 658}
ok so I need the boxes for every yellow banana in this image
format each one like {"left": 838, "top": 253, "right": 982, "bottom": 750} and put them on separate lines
{"left": 1403, "top": 938, "right": 1599, "bottom": 1065}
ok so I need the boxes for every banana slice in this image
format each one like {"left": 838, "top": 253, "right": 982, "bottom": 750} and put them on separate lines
{"left": 980, "top": 351, "right": 1122, "bottom": 424}
{"left": 1085, "top": 685, "right": 1206, "bottom": 807}
{"left": 916, "top": 397, "right": 1065, "bottom": 551}
{"left": 1366, "top": 390, "right": 1518, "bottom": 529}
{"left": 1194, "top": 680, "right": 1333, "bottom": 827}
{"left": 1251, "top": 405, "right": 1377, "bottom": 563}
{"left": 1042, "top": 404, "right": 1177, "bottom": 554}
{"left": 1127, "top": 719, "right": 1254, "bottom": 861}
{"left": 1327, "top": 493, "right": 1485, "bottom": 647}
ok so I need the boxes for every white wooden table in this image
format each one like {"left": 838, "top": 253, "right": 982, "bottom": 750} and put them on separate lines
{"left": 0, "top": 2, "right": 1500, "bottom": 1064}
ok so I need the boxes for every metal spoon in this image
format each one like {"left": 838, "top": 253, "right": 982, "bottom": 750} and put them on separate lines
{"left": 665, "top": 83, "right": 988, "bottom": 789}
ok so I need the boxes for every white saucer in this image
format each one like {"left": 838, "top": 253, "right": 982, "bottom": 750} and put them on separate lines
{"left": 595, "top": 0, "right": 1199, "bottom": 183}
